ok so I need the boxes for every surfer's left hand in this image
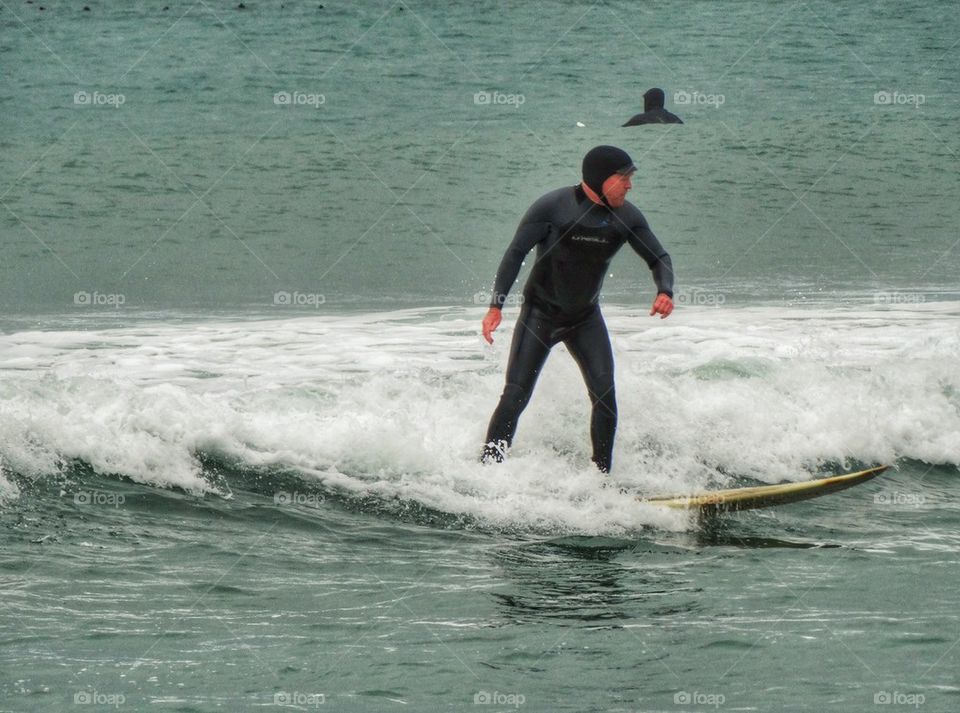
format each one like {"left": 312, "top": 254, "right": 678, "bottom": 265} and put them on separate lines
{"left": 650, "top": 293, "right": 673, "bottom": 319}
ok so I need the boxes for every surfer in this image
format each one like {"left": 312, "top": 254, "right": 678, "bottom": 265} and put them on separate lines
{"left": 622, "top": 88, "right": 683, "bottom": 126}
{"left": 479, "top": 145, "right": 674, "bottom": 473}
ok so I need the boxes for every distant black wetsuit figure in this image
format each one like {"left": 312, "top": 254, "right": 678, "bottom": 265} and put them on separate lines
{"left": 481, "top": 146, "right": 674, "bottom": 473}
{"left": 623, "top": 88, "right": 683, "bottom": 126}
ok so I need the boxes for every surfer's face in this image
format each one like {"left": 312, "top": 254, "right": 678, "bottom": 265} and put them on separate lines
{"left": 602, "top": 171, "right": 633, "bottom": 208}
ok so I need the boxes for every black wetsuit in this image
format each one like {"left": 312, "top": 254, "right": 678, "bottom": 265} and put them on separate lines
{"left": 623, "top": 88, "right": 683, "bottom": 126}
{"left": 482, "top": 185, "right": 673, "bottom": 472}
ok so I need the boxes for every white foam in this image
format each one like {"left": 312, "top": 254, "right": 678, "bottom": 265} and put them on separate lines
{"left": 1, "top": 302, "right": 958, "bottom": 533}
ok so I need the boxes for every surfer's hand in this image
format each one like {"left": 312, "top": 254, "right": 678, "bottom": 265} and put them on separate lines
{"left": 650, "top": 293, "right": 674, "bottom": 319}
{"left": 482, "top": 306, "right": 502, "bottom": 344}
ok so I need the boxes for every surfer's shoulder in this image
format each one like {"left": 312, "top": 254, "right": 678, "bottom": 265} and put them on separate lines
{"left": 522, "top": 186, "right": 577, "bottom": 223}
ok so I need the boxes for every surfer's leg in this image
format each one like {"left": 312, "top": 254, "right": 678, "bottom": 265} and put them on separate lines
{"left": 563, "top": 309, "right": 617, "bottom": 473}
{"left": 481, "top": 304, "right": 554, "bottom": 463}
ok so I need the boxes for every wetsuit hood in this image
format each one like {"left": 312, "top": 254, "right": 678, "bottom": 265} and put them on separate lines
{"left": 644, "top": 88, "right": 665, "bottom": 112}
{"left": 581, "top": 145, "right": 636, "bottom": 202}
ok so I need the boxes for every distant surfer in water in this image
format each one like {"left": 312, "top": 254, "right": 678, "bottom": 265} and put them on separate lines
{"left": 480, "top": 145, "right": 674, "bottom": 473}
{"left": 622, "top": 88, "right": 683, "bottom": 126}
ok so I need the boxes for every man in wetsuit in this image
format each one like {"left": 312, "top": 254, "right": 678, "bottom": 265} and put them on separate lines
{"left": 623, "top": 87, "right": 683, "bottom": 126}
{"left": 479, "top": 145, "right": 674, "bottom": 474}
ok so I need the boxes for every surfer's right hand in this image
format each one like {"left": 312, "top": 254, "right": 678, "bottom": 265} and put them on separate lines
{"left": 482, "top": 307, "right": 502, "bottom": 344}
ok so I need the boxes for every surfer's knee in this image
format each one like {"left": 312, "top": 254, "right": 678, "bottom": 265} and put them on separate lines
{"left": 588, "top": 377, "right": 616, "bottom": 412}
{"left": 501, "top": 381, "right": 533, "bottom": 410}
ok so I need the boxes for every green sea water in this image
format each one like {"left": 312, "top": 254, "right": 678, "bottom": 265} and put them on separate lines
{"left": 3, "top": 0, "right": 958, "bottom": 310}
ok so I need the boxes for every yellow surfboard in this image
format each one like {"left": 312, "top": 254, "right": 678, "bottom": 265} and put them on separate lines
{"left": 640, "top": 465, "right": 889, "bottom": 514}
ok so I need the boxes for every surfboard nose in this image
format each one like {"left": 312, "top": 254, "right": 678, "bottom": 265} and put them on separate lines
{"left": 639, "top": 465, "right": 890, "bottom": 514}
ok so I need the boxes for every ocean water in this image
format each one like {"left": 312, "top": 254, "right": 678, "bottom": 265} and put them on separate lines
{"left": 2, "top": 1, "right": 959, "bottom": 712}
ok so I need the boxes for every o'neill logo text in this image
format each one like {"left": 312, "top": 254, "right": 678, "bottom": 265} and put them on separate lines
{"left": 571, "top": 235, "right": 607, "bottom": 244}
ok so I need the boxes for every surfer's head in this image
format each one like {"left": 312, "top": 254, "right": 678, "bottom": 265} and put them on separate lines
{"left": 582, "top": 145, "right": 636, "bottom": 208}
{"left": 644, "top": 87, "right": 666, "bottom": 112}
